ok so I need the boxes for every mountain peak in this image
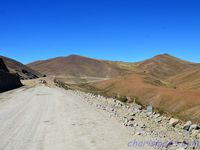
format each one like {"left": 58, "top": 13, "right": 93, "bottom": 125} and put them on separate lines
{"left": 138, "top": 53, "right": 195, "bottom": 79}
{"left": 66, "top": 54, "right": 86, "bottom": 59}
{"left": 153, "top": 53, "right": 172, "bottom": 59}
{"left": 67, "top": 54, "right": 80, "bottom": 57}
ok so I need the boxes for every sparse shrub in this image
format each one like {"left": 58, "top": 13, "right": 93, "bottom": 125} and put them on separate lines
{"left": 134, "top": 97, "right": 143, "bottom": 106}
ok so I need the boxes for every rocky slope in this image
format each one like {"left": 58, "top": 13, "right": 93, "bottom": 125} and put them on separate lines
{"left": 0, "top": 55, "right": 45, "bottom": 80}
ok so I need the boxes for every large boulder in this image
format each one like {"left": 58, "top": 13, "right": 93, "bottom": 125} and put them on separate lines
{"left": 169, "top": 118, "right": 179, "bottom": 127}
{"left": 189, "top": 124, "right": 198, "bottom": 132}
{"left": 183, "top": 121, "right": 192, "bottom": 131}
{"left": 191, "top": 130, "right": 200, "bottom": 137}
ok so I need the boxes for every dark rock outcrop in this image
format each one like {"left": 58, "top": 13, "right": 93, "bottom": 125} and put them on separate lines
{"left": 0, "top": 58, "right": 22, "bottom": 93}
{"left": 0, "top": 59, "right": 9, "bottom": 72}
{"left": 0, "top": 55, "right": 45, "bottom": 80}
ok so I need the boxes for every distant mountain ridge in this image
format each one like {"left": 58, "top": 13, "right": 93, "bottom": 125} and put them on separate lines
{"left": 27, "top": 53, "right": 200, "bottom": 90}
{"left": 28, "top": 54, "right": 200, "bottom": 87}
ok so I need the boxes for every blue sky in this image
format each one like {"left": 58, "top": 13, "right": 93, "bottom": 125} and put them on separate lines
{"left": 0, "top": 0, "right": 200, "bottom": 64}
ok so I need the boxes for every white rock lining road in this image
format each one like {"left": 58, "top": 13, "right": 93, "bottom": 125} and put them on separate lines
{"left": 0, "top": 85, "right": 199, "bottom": 150}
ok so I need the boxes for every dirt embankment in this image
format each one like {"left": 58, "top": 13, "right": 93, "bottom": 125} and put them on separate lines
{"left": 54, "top": 75, "right": 200, "bottom": 124}
{"left": 90, "top": 74, "right": 200, "bottom": 123}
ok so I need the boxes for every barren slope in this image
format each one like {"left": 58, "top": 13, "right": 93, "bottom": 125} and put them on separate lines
{"left": 90, "top": 73, "right": 200, "bottom": 123}
{"left": 28, "top": 53, "right": 199, "bottom": 82}
{"left": 28, "top": 55, "right": 134, "bottom": 78}
{"left": 137, "top": 54, "right": 197, "bottom": 79}
{"left": 167, "top": 66, "right": 200, "bottom": 90}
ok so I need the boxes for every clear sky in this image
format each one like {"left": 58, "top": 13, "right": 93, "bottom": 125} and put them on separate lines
{"left": 0, "top": 0, "right": 200, "bottom": 64}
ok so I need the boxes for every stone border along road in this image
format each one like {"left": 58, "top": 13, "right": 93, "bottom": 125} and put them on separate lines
{"left": 70, "top": 89, "right": 200, "bottom": 150}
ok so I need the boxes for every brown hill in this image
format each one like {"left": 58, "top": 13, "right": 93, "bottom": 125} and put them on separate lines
{"left": 90, "top": 73, "right": 200, "bottom": 123}
{"left": 0, "top": 55, "right": 45, "bottom": 80}
{"left": 28, "top": 55, "right": 132, "bottom": 78}
{"left": 129, "top": 54, "right": 200, "bottom": 90}
{"left": 167, "top": 66, "right": 200, "bottom": 90}
{"left": 28, "top": 54, "right": 200, "bottom": 90}
{"left": 137, "top": 53, "right": 196, "bottom": 79}
{"left": 28, "top": 53, "right": 199, "bottom": 81}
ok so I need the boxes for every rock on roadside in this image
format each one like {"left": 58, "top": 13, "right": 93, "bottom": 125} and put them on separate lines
{"left": 169, "top": 118, "right": 179, "bottom": 127}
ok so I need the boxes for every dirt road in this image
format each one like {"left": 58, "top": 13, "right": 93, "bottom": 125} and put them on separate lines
{"left": 0, "top": 85, "right": 154, "bottom": 150}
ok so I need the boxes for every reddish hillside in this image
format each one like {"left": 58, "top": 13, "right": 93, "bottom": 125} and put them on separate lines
{"left": 28, "top": 53, "right": 200, "bottom": 90}
{"left": 91, "top": 73, "right": 200, "bottom": 123}
{"left": 137, "top": 54, "right": 196, "bottom": 79}
{"left": 28, "top": 53, "right": 200, "bottom": 89}
{"left": 167, "top": 66, "right": 200, "bottom": 90}
{"left": 134, "top": 54, "right": 200, "bottom": 90}
{"left": 28, "top": 55, "right": 130, "bottom": 77}
{"left": 88, "top": 55, "right": 200, "bottom": 122}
